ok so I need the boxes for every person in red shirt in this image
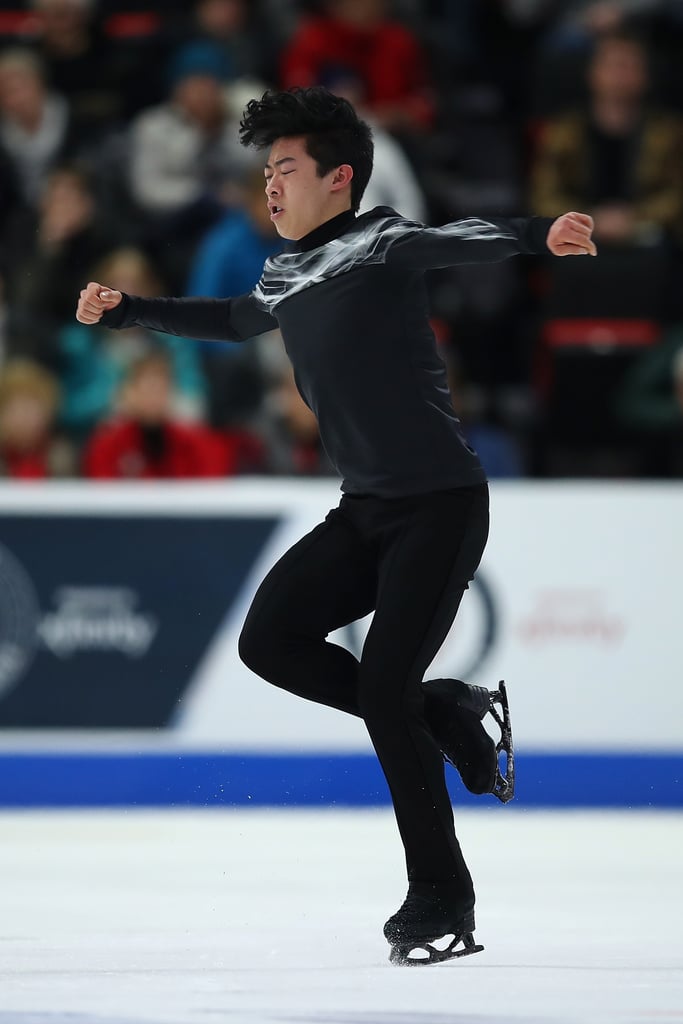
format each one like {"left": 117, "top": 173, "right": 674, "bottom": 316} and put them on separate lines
{"left": 280, "top": 0, "right": 434, "bottom": 132}
{"left": 0, "top": 358, "right": 76, "bottom": 478}
{"left": 84, "top": 351, "right": 261, "bottom": 479}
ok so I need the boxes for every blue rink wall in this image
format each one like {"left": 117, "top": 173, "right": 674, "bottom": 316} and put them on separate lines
{"left": 0, "top": 751, "right": 681, "bottom": 808}
{"left": 0, "top": 480, "right": 681, "bottom": 809}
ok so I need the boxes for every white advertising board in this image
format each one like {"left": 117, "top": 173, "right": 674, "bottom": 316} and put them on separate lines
{"left": 0, "top": 479, "right": 678, "bottom": 755}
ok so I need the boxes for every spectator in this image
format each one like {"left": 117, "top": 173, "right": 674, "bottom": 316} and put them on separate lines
{"left": 512, "top": 1, "right": 673, "bottom": 51}
{"left": 280, "top": 0, "right": 434, "bottom": 133}
{"left": 7, "top": 163, "right": 109, "bottom": 355}
{"left": 128, "top": 40, "right": 253, "bottom": 220}
{"left": 501, "top": 1, "right": 683, "bottom": 115}
{"left": 0, "top": 358, "right": 76, "bottom": 477}
{"left": 319, "top": 69, "right": 427, "bottom": 221}
{"left": 174, "top": 0, "right": 275, "bottom": 93}
{"left": 445, "top": 348, "right": 525, "bottom": 479}
{"left": 186, "top": 166, "right": 281, "bottom": 428}
{"left": 84, "top": 351, "right": 258, "bottom": 479}
{"left": 260, "top": 359, "right": 336, "bottom": 477}
{"left": 615, "top": 328, "right": 683, "bottom": 475}
{"left": 187, "top": 166, "right": 281, "bottom": 299}
{"left": 0, "top": 48, "right": 75, "bottom": 205}
{"left": 60, "top": 248, "right": 207, "bottom": 438}
{"left": 422, "top": 1, "right": 539, "bottom": 117}
{"left": 421, "top": 0, "right": 481, "bottom": 71}
{"left": 530, "top": 30, "right": 683, "bottom": 244}
{"left": 527, "top": 29, "right": 683, "bottom": 477}
{"left": 361, "top": 125, "right": 426, "bottom": 220}
{"left": 30, "top": 0, "right": 121, "bottom": 136}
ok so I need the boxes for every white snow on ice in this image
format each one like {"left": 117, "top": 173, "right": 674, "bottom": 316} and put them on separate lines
{"left": 0, "top": 808, "right": 681, "bottom": 1024}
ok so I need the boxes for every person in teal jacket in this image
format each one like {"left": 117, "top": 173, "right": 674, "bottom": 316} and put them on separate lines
{"left": 187, "top": 168, "right": 281, "bottom": 302}
{"left": 58, "top": 247, "right": 206, "bottom": 439}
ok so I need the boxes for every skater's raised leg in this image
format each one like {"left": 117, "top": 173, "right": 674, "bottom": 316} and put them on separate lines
{"left": 422, "top": 678, "right": 515, "bottom": 803}
{"left": 238, "top": 508, "right": 375, "bottom": 714}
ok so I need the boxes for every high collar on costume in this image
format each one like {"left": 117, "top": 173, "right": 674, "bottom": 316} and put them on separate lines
{"left": 283, "top": 209, "right": 357, "bottom": 254}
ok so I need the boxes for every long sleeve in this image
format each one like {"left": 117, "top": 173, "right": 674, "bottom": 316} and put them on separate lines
{"left": 100, "top": 292, "right": 277, "bottom": 342}
{"left": 383, "top": 215, "right": 553, "bottom": 271}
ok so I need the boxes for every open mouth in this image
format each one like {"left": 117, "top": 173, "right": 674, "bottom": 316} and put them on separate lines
{"left": 269, "top": 205, "right": 284, "bottom": 219}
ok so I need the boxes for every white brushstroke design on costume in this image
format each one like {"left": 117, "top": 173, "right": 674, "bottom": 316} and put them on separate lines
{"left": 252, "top": 216, "right": 516, "bottom": 313}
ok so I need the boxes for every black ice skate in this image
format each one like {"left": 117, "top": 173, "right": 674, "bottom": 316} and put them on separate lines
{"left": 423, "top": 678, "right": 515, "bottom": 803}
{"left": 383, "top": 882, "right": 484, "bottom": 966}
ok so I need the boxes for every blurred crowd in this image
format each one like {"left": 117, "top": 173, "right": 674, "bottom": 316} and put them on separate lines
{"left": 1, "top": 0, "right": 683, "bottom": 481}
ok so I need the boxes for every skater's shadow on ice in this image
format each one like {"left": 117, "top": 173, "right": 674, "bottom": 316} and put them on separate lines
{"left": 0, "top": 1015, "right": 173, "bottom": 1024}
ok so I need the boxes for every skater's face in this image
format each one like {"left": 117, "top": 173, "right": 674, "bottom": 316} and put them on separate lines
{"left": 264, "top": 136, "right": 354, "bottom": 240}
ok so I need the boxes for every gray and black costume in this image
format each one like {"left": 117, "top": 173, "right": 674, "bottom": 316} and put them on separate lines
{"left": 102, "top": 207, "right": 551, "bottom": 894}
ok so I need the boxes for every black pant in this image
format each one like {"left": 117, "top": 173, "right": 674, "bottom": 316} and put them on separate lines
{"left": 239, "top": 483, "right": 490, "bottom": 896}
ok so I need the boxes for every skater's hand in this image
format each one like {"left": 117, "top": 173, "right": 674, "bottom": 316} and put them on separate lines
{"left": 546, "top": 212, "right": 597, "bottom": 257}
{"left": 76, "top": 282, "right": 123, "bottom": 324}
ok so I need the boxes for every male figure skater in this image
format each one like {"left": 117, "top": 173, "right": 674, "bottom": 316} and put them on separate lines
{"left": 76, "top": 87, "right": 596, "bottom": 966}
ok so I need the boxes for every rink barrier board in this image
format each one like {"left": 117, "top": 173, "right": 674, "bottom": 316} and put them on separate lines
{"left": 0, "top": 752, "right": 680, "bottom": 808}
{"left": 0, "top": 480, "right": 682, "bottom": 750}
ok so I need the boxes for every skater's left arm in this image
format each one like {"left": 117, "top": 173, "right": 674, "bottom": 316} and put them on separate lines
{"left": 384, "top": 211, "right": 597, "bottom": 269}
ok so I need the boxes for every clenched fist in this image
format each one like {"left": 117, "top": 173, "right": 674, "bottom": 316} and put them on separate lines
{"left": 547, "top": 212, "right": 597, "bottom": 257}
{"left": 76, "top": 281, "right": 123, "bottom": 324}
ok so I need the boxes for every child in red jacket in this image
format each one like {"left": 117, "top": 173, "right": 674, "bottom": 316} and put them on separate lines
{"left": 85, "top": 352, "right": 262, "bottom": 479}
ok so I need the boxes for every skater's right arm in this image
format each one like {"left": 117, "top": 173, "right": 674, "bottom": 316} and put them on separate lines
{"left": 75, "top": 283, "right": 277, "bottom": 342}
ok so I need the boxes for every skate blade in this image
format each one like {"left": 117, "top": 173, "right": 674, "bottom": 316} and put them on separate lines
{"left": 488, "top": 680, "right": 515, "bottom": 804}
{"left": 389, "top": 931, "right": 484, "bottom": 967}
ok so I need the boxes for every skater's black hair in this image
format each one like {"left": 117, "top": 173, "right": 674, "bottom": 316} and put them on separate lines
{"left": 239, "top": 87, "right": 374, "bottom": 213}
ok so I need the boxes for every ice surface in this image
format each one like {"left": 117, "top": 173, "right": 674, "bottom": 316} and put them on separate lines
{"left": 0, "top": 808, "right": 681, "bottom": 1024}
